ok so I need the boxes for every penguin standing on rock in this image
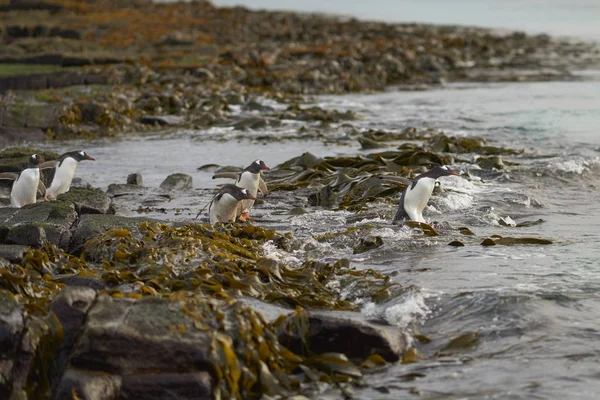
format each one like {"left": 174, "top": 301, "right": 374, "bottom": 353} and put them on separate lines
{"left": 212, "top": 159, "right": 270, "bottom": 221}
{"left": 0, "top": 154, "right": 46, "bottom": 208}
{"left": 208, "top": 184, "right": 257, "bottom": 224}
{"left": 393, "top": 165, "right": 459, "bottom": 224}
{"left": 44, "top": 151, "right": 95, "bottom": 200}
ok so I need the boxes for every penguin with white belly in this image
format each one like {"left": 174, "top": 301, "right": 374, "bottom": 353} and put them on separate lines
{"left": 212, "top": 159, "right": 270, "bottom": 221}
{"left": 208, "top": 184, "right": 257, "bottom": 224}
{"left": 0, "top": 154, "right": 46, "bottom": 208}
{"left": 393, "top": 165, "right": 459, "bottom": 224}
{"left": 44, "top": 150, "right": 95, "bottom": 200}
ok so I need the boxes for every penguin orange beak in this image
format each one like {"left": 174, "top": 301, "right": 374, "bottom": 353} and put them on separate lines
{"left": 261, "top": 164, "right": 270, "bottom": 171}
{"left": 449, "top": 169, "right": 459, "bottom": 176}
{"left": 248, "top": 194, "right": 257, "bottom": 201}
{"left": 86, "top": 155, "right": 95, "bottom": 161}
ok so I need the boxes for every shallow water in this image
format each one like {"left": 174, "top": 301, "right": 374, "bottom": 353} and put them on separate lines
{"left": 39, "top": 73, "right": 600, "bottom": 398}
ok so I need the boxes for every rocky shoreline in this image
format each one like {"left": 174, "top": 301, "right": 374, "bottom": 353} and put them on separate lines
{"left": 0, "top": 0, "right": 597, "bottom": 399}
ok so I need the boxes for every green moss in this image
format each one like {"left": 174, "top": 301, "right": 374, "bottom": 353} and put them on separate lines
{"left": 0, "top": 64, "right": 68, "bottom": 77}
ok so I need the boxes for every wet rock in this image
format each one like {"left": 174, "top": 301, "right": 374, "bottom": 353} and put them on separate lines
{"left": 1, "top": 292, "right": 63, "bottom": 399}
{"left": 106, "top": 183, "right": 148, "bottom": 197}
{"left": 277, "top": 308, "right": 405, "bottom": 362}
{"left": 0, "top": 244, "right": 29, "bottom": 262}
{"left": 191, "top": 112, "right": 217, "bottom": 127}
{"left": 69, "top": 214, "right": 164, "bottom": 253}
{"left": 353, "top": 235, "right": 384, "bottom": 254}
{"left": 476, "top": 156, "right": 505, "bottom": 170}
{"left": 58, "top": 295, "right": 216, "bottom": 398}
{"left": 243, "top": 99, "right": 275, "bottom": 112}
{"left": 137, "top": 96, "right": 161, "bottom": 112}
{"left": 225, "top": 93, "right": 245, "bottom": 105}
{"left": 54, "top": 369, "right": 122, "bottom": 400}
{"left": 0, "top": 292, "right": 25, "bottom": 398}
{"left": 0, "top": 200, "right": 78, "bottom": 249}
{"left": 169, "top": 94, "right": 184, "bottom": 112}
{"left": 54, "top": 187, "right": 112, "bottom": 215}
{"left": 126, "top": 173, "right": 143, "bottom": 185}
{"left": 75, "top": 102, "right": 106, "bottom": 124}
{"left": 159, "top": 173, "right": 193, "bottom": 191}
{"left": 52, "top": 274, "right": 108, "bottom": 291}
{"left": 50, "top": 287, "right": 98, "bottom": 383}
{"left": 139, "top": 115, "right": 184, "bottom": 126}
{"left": 192, "top": 68, "right": 214, "bottom": 81}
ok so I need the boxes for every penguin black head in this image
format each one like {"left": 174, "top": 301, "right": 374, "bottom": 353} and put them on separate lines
{"left": 60, "top": 151, "right": 95, "bottom": 163}
{"left": 218, "top": 184, "right": 258, "bottom": 201}
{"left": 417, "top": 165, "right": 459, "bottom": 180}
{"left": 28, "top": 154, "right": 45, "bottom": 167}
{"left": 245, "top": 159, "right": 270, "bottom": 174}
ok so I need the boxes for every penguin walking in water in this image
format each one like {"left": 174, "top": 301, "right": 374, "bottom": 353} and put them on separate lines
{"left": 0, "top": 154, "right": 46, "bottom": 208}
{"left": 44, "top": 150, "right": 95, "bottom": 200}
{"left": 212, "top": 159, "right": 270, "bottom": 221}
{"left": 393, "top": 165, "right": 459, "bottom": 224}
{"left": 207, "top": 184, "right": 257, "bottom": 224}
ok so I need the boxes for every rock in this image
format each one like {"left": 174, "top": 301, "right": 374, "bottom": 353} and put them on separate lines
{"left": 159, "top": 173, "right": 193, "bottom": 191}
{"left": 126, "top": 173, "right": 143, "bottom": 185}
{"left": 54, "top": 187, "right": 113, "bottom": 215}
{"left": 476, "top": 156, "right": 505, "bottom": 170}
{"left": 278, "top": 309, "right": 405, "bottom": 362}
{"left": 353, "top": 235, "right": 384, "bottom": 254}
{"left": 137, "top": 96, "right": 161, "bottom": 112}
{"left": 193, "top": 68, "right": 214, "bottom": 80}
{"left": 225, "top": 93, "right": 245, "bottom": 105}
{"left": 243, "top": 99, "right": 275, "bottom": 112}
{"left": 169, "top": 94, "right": 184, "bottom": 112}
{"left": 106, "top": 183, "right": 148, "bottom": 197}
{"left": 0, "top": 200, "right": 78, "bottom": 249}
{"left": 243, "top": 298, "right": 405, "bottom": 363}
{"left": 75, "top": 102, "right": 106, "bottom": 124}
{"left": 0, "top": 292, "right": 25, "bottom": 398}
{"left": 52, "top": 274, "right": 108, "bottom": 291}
{"left": 139, "top": 115, "right": 184, "bottom": 126}
{"left": 0, "top": 244, "right": 29, "bottom": 262}
{"left": 58, "top": 295, "right": 217, "bottom": 398}
{"left": 69, "top": 214, "right": 163, "bottom": 254}
{"left": 50, "top": 287, "right": 98, "bottom": 384}
{"left": 54, "top": 369, "right": 122, "bottom": 400}
{"left": 0, "top": 292, "right": 63, "bottom": 399}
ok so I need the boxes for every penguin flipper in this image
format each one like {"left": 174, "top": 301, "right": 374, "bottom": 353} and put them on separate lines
{"left": 258, "top": 176, "right": 269, "bottom": 196}
{"left": 212, "top": 172, "right": 240, "bottom": 180}
{"left": 392, "top": 189, "right": 409, "bottom": 225}
{"left": 37, "top": 180, "right": 47, "bottom": 197}
{"left": 0, "top": 172, "right": 18, "bottom": 181}
{"left": 380, "top": 175, "right": 414, "bottom": 186}
{"left": 38, "top": 161, "right": 58, "bottom": 170}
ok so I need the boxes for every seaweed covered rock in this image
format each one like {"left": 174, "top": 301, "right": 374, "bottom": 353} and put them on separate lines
{"left": 54, "top": 294, "right": 369, "bottom": 400}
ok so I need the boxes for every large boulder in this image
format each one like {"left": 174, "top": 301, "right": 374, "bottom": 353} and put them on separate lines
{"left": 0, "top": 200, "right": 78, "bottom": 249}
{"left": 54, "top": 295, "right": 221, "bottom": 399}
{"left": 69, "top": 214, "right": 162, "bottom": 253}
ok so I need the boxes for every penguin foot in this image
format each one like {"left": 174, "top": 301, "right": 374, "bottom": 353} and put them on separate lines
{"left": 238, "top": 212, "right": 250, "bottom": 222}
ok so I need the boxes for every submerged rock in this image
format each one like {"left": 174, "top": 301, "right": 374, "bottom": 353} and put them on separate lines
{"left": 159, "top": 173, "right": 193, "bottom": 191}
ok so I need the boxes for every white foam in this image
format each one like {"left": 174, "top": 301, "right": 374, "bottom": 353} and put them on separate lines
{"left": 435, "top": 192, "right": 474, "bottom": 211}
{"left": 261, "top": 240, "right": 302, "bottom": 264}
{"left": 361, "top": 289, "right": 431, "bottom": 338}
{"left": 550, "top": 157, "right": 600, "bottom": 174}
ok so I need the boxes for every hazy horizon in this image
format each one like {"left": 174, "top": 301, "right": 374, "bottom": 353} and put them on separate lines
{"left": 210, "top": 0, "right": 600, "bottom": 41}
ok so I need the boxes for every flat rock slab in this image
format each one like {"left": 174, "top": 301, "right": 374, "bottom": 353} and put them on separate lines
{"left": 54, "top": 187, "right": 112, "bottom": 215}
{"left": 139, "top": 115, "right": 184, "bottom": 126}
{"left": 0, "top": 200, "right": 78, "bottom": 248}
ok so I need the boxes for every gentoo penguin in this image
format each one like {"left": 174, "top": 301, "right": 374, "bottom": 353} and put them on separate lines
{"left": 212, "top": 159, "right": 270, "bottom": 221}
{"left": 0, "top": 154, "right": 45, "bottom": 208}
{"left": 44, "top": 150, "right": 95, "bottom": 200}
{"left": 393, "top": 165, "right": 459, "bottom": 224}
{"left": 208, "top": 184, "right": 257, "bottom": 224}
